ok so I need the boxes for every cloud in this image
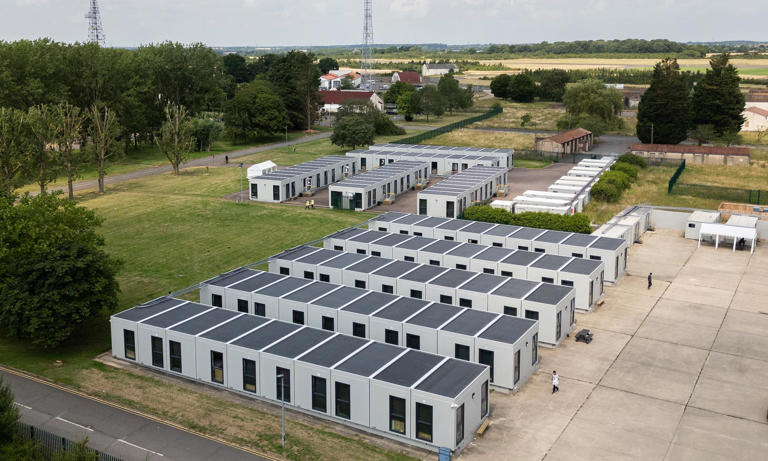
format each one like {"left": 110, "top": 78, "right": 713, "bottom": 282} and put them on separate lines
{"left": 15, "top": 0, "right": 48, "bottom": 6}
{"left": 390, "top": 0, "right": 431, "bottom": 18}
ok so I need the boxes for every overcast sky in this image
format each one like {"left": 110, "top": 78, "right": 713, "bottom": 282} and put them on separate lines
{"left": 2, "top": 0, "right": 766, "bottom": 47}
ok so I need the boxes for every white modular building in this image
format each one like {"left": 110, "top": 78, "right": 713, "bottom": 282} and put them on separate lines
{"left": 567, "top": 166, "right": 604, "bottom": 179}
{"left": 268, "top": 246, "right": 574, "bottom": 346}
{"left": 510, "top": 196, "right": 577, "bottom": 215}
{"left": 523, "top": 190, "right": 585, "bottom": 211}
{"left": 249, "top": 156, "right": 358, "bottom": 203}
{"left": 685, "top": 210, "right": 721, "bottom": 240}
{"left": 417, "top": 167, "right": 509, "bottom": 218}
{"left": 548, "top": 183, "right": 590, "bottom": 203}
{"left": 346, "top": 149, "right": 504, "bottom": 176}
{"left": 363, "top": 144, "right": 514, "bottom": 171}
{"left": 367, "top": 212, "right": 628, "bottom": 283}
{"left": 198, "top": 267, "right": 539, "bottom": 391}
{"left": 328, "top": 161, "right": 430, "bottom": 211}
{"left": 110, "top": 298, "right": 490, "bottom": 452}
{"left": 320, "top": 231, "right": 602, "bottom": 311}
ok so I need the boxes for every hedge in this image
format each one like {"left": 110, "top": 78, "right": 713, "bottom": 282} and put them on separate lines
{"left": 599, "top": 170, "right": 631, "bottom": 191}
{"left": 462, "top": 206, "right": 592, "bottom": 234}
{"left": 610, "top": 162, "right": 638, "bottom": 181}
{"left": 590, "top": 181, "right": 620, "bottom": 202}
{"left": 617, "top": 153, "right": 647, "bottom": 168}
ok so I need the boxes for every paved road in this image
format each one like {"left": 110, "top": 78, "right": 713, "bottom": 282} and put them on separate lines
{"left": 1, "top": 368, "right": 267, "bottom": 461}
{"left": 43, "top": 131, "right": 332, "bottom": 195}
{"left": 468, "top": 126, "right": 639, "bottom": 155}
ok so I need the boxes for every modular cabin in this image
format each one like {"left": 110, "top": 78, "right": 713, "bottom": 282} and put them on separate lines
{"left": 329, "top": 161, "right": 430, "bottom": 211}
{"left": 416, "top": 167, "right": 508, "bottom": 218}
{"left": 111, "top": 300, "right": 490, "bottom": 452}
{"left": 685, "top": 211, "right": 721, "bottom": 240}
{"left": 511, "top": 196, "right": 577, "bottom": 215}
{"left": 346, "top": 149, "right": 502, "bottom": 176}
{"left": 249, "top": 156, "right": 358, "bottom": 202}
{"left": 523, "top": 190, "right": 584, "bottom": 211}
{"left": 365, "top": 143, "right": 514, "bottom": 171}
{"left": 548, "top": 183, "right": 590, "bottom": 203}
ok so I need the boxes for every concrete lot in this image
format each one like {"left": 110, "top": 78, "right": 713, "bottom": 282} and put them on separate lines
{"left": 460, "top": 229, "right": 768, "bottom": 461}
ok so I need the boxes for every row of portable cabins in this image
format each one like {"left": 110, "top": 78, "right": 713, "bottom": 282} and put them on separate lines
{"left": 266, "top": 245, "right": 574, "bottom": 347}
{"left": 366, "top": 143, "right": 514, "bottom": 171}
{"left": 417, "top": 166, "right": 509, "bottom": 219}
{"left": 328, "top": 161, "right": 430, "bottom": 211}
{"left": 346, "top": 149, "right": 503, "bottom": 176}
{"left": 369, "top": 212, "right": 628, "bottom": 284}
{"left": 110, "top": 297, "right": 489, "bottom": 452}
{"left": 593, "top": 205, "right": 653, "bottom": 246}
{"left": 321, "top": 228, "right": 603, "bottom": 311}
{"left": 199, "top": 266, "right": 539, "bottom": 392}
{"left": 249, "top": 155, "right": 359, "bottom": 203}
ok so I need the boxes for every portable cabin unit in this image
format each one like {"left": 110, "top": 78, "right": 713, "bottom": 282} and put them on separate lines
{"left": 455, "top": 221, "right": 497, "bottom": 244}
{"left": 249, "top": 156, "right": 358, "bottom": 202}
{"left": 593, "top": 223, "right": 634, "bottom": 247}
{"left": 567, "top": 166, "right": 603, "bottom": 179}
{"left": 389, "top": 214, "right": 431, "bottom": 236}
{"left": 110, "top": 298, "right": 188, "bottom": 363}
{"left": 390, "top": 236, "right": 435, "bottom": 262}
{"left": 519, "top": 284, "right": 574, "bottom": 347}
{"left": 369, "top": 260, "right": 421, "bottom": 293}
{"left": 437, "top": 310, "right": 499, "bottom": 371}
{"left": 281, "top": 282, "right": 345, "bottom": 328}
{"left": 368, "top": 212, "right": 409, "bottom": 232}
{"left": 418, "top": 239, "right": 465, "bottom": 266}
{"left": 366, "top": 143, "right": 514, "bottom": 171}
{"left": 441, "top": 243, "right": 488, "bottom": 270}
{"left": 475, "top": 315, "right": 539, "bottom": 390}
{"left": 685, "top": 211, "right": 721, "bottom": 239}
{"left": 558, "top": 233, "right": 598, "bottom": 259}
{"left": 511, "top": 196, "right": 576, "bottom": 215}
{"left": 523, "top": 190, "right": 583, "bottom": 212}
{"left": 527, "top": 254, "right": 571, "bottom": 286}
{"left": 410, "top": 217, "right": 452, "bottom": 238}
{"left": 255, "top": 277, "right": 313, "bottom": 322}
{"left": 402, "top": 303, "right": 463, "bottom": 354}
{"left": 368, "top": 233, "right": 415, "bottom": 259}
{"left": 555, "top": 175, "right": 592, "bottom": 186}
{"left": 416, "top": 167, "right": 508, "bottom": 218}
{"left": 111, "top": 300, "right": 491, "bottom": 453}
{"left": 396, "top": 265, "right": 449, "bottom": 301}
{"left": 426, "top": 269, "right": 478, "bottom": 306}
{"left": 559, "top": 258, "right": 604, "bottom": 312}
{"left": 328, "top": 161, "right": 430, "bottom": 211}
{"left": 531, "top": 230, "right": 573, "bottom": 254}
{"left": 585, "top": 237, "right": 627, "bottom": 284}
{"left": 343, "top": 257, "right": 397, "bottom": 290}
{"left": 489, "top": 200, "right": 514, "bottom": 212}
{"left": 336, "top": 291, "right": 397, "bottom": 339}
{"left": 316, "top": 253, "right": 369, "bottom": 284}
{"left": 432, "top": 219, "right": 475, "bottom": 241}
{"left": 478, "top": 224, "right": 522, "bottom": 248}
{"left": 507, "top": 227, "right": 547, "bottom": 252}
{"left": 469, "top": 246, "right": 516, "bottom": 274}
{"left": 548, "top": 183, "right": 590, "bottom": 204}
{"left": 498, "top": 250, "right": 544, "bottom": 280}
{"left": 726, "top": 214, "right": 759, "bottom": 228}
{"left": 369, "top": 297, "right": 431, "bottom": 347}
{"left": 345, "top": 149, "right": 501, "bottom": 176}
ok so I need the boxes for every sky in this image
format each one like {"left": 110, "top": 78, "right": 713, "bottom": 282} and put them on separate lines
{"left": 2, "top": 0, "right": 766, "bottom": 48}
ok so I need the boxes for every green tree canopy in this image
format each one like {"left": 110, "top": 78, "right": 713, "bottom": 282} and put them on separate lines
{"left": 330, "top": 115, "right": 375, "bottom": 149}
{"left": 437, "top": 74, "right": 473, "bottom": 113}
{"left": 383, "top": 81, "right": 415, "bottom": 104}
{"left": 267, "top": 51, "right": 321, "bottom": 130}
{"left": 490, "top": 74, "right": 512, "bottom": 99}
{"left": 318, "top": 57, "right": 339, "bottom": 75}
{"left": 509, "top": 74, "right": 537, "bottom": 102}
{"left": 0, "top": 107, "right": 29, "bottom": 197}
{"left": 420, "top": 85, "right": 445, "bottom": 120}
{"left": 155, "top": 103, "right": 194, "bottom": 175}
{"left": 637, "top": 58, "right": 691, "bottom": 144}
{"left": 0, "top": 192, "right": 121, "bottom": 348}
{"left": 537, "top": 69, "right": 569, "bottom": 101}
{"left": 222, "top": 53, "right": 250, "bottom": 84}
{"left": 691, "top": 54, "right": 745, "bottom": 136}
{"left": 224, "top": 80, "right": 288, "bottom": 142}
{"left": 560, "top": 79, "right": 623, "bottom": 134}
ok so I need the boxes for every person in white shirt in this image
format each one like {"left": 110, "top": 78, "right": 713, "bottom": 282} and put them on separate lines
{"left": 552, "top": 370, "right": 559, "bottom": 394}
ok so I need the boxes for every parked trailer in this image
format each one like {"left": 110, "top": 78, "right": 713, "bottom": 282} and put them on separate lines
{"left": 328, "top": 161, "right": 429, "bottom": 211}
{"left": 111, "top": 297, "right": 490, "bottom": 452}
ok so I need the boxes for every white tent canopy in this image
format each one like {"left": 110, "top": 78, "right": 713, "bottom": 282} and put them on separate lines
{"left": 698, "top": 222, "right": 757, "bottom": 254}
{"left": 247, "top": 160, "right": 277, "bottom": 179}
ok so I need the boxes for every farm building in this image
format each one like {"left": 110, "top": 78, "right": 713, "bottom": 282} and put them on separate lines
{"left": 742, "top": 106, "right": 768, "bottom": 132}
{"left": 630, "top": 143, "right": 750, "bottom": 166}
{"left": 267, "top": 244, "right": 574, "bottom": 346}
{"left": 365, "top": 144, "right": 514, "bottom": 171}
{"left": 110, "top": 297, "right": 490, "bottom": 452}
{"left": 417, "top": 167, "right": 508, "bottom": 218}
{"left": 249, "top": 156, "right": 358, "bottom": 203}
{"left": 198, "top": 266, "right": 539, "bottom": 390}
{"left": 319, "top": 91, "right": 384, "bottom": 113}
{"left": 422, "top": 63, "right": 459, "bottom": 76}
{"left": 534, "top": 128, "right": 594, "bottom": 155}
{"left": 320, "top": 231, "right": 603, "bottom": 311}
{"left": 328, "top": 161, "right": 429, "bottom": 211}
{"left": 368, "top": 212, "right": 628, "bottom": 283}
{"left": 392, "top": 72, "right": 422, "bottom": 85}
{"left": 346, "top": 149, "right": 503, "bottom": 175}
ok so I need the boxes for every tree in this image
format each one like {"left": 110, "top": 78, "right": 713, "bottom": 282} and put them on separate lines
{"left": 318, "top": 57, "right": 339, "bottom": 75}
{"left": 396, "top": 91, "right": 422, "bottom": 121}
{"left": 560, "top": 79, "right": 623, "bottom": 133}
{"left": 26, "top": 105, "right": 59, "bottom": 194}
{"left": 636, "top": 58, "right": 691, "bottom": 144}
{"left": 438, "top": 74, "right": 462, "bottom": 113}
{"left": 490, "top": 74, "right": 512, "bottom": 99}
{"left": 0, "top": 377, "right": 18, "bottom": 443}
{"left": 330, "top": 115, "right": 375, "bottom": 149}
{"left": 384, "top": 81, "right": 415, "bottom": 104}
{"left": 340, "top": 76, "right": 355, "bottom": 90}
{"left": 521, "top": 113, "right": 532, "bottom": 127}
{"left": 88, "top": 105, "right": 121, "bottom": 194}
{"left": 53, "top": 103, "right": 85, "bottom": 200}
{"left": 222, "top": 53, "right": 250, "bottom": 84}
{"left": 53, "top": 439, "right": 98, "bottom": 461}
{"left": 692, "top": 54, "right": 745, "bottom": 136}
{"left": 190, "top": 118, "right": 222, "bottom": 152}
{"left": 267, "top": 51, "right": 321, "bottom": 131}
{"left": 689, "top": 124, "right": 716, "bottom": 145}
{"left": 420, "top": 85, "right": 445, "bottom": 121}
{"left": 156, "top": 103, "right": 194, "bottom": 176}
{"left": 0, "top": 107, "right": 29, "bottom": 197}
{"left": 0, "top": 192, "right": 121, "bottom": 348}
{"left": 224, "top": 80, "right": 288, "bottom": 142}
{"left": 537, "top": 69, "right": 569, "bottom": 101}
{"left": 509, "top": 74, "right": 536, "bottom": 102}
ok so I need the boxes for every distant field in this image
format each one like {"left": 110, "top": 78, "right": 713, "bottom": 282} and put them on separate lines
{"left": 425, "top": 128, "right": 536, "bottom": 150}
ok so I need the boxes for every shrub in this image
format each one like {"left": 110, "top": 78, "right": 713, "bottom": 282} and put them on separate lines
{"left": 463, "top": 206, "right": 592, "bottom": 234}
{"left": 618, "top": 153, "right": 647, "bottom": 168}
{"left": 610, "top": 162, "right": 638, "bottom": 181}
{"left": 600, "top": 170, "right": 631, "bottom": 191}
{"left": 590, "top": 181, "right": 620, "bottom": 202}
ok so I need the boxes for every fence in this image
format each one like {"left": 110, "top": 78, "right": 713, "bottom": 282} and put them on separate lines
{"left": 671, "top": 183, "right": 768, "bottom": 205}
{"left": 667, "top": 159, "right": 686, "bottom": 193}
{"left": 15, "top": 422, "right": 123, "bottom": 461}
{"left": 392, "top": 106, "right": 503, "bottom": 144}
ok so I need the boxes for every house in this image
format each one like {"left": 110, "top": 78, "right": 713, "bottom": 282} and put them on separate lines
{"left": 630, "top": 143, "right": 750, "bottom": 166}
{"left": 392, "top": 71, "right": 422, "bottom": 85}
{"left": 422, "top": 63, "right": 459, "bottom": 77}
{"left": 318, "top": 91, "right": 384, "bottom": 113}
{"left": 535, "top": 128, "right": 594, "bottom": 155}
{"left": 745, "top": 90, "right": 768, "bottom": 111}
{"left": 319, "top": 70, "right": 361, "bottom": 90}
{"left": 742, "top": 106, "right": 768, "bottom": 132}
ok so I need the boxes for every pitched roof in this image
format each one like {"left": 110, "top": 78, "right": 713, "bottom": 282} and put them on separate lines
{"left": 745, "top": 106, "right": 768, "bottom": 117}
{"left": 395, "top": 71, "right": 421, "bottom": 84}
{"left": 545, "top": 128, "right": 593, "bottom": 144}
{"left": 746, "top": 92, "right": 768, "bottom": 103}
{"left": 318, "top": 91, "right": 375, "bottom": 105}
{"left": 631, "top": 143, "right": 751, "bottom": 156}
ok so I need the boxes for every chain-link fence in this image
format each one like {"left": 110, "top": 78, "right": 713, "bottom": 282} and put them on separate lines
{"left": 15, "top": 422, "right": 123, "bottom": 461}
{"left": 671, "top": 183, "right": 768, "bottom": 205}
{"left": 393, "top": 106, "right": 503, "bottom": 145}
{"left": 667, "top": 159, "right": 686, "bottom": 193}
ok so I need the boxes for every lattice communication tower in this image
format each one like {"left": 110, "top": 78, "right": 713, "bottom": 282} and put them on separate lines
{"left": 362, "top": 0, "right": 373, "bottom": 84}
{"left": 85, "top": 0, "right": 105, "bottom": 46}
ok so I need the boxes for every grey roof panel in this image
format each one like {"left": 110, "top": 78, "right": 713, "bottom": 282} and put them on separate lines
{"left": 274, "top": 246, "right": 321, "bottom": 261}
{"left": 229, "top": 272, "right": 284, "bottom": 293}
{"left": 114, "top": 298, "right": 185, "bottom": 321}
{"left": 420, "top": 239, "right": 463, "bottom": 255}
{"left": 298, "top": 335, "right": 369, "bottom": 367}
{"left": 329, "top": 227, "right": 367, "bottom": 240}
{"left": 459, "top": 221, "right": 496, "bottom": 234}
{"left": 346, "top": 257, "right": 393, "bottom": 274}
{"left": 140, "top": 303, "right": 211, "bottom": 328}
{"left": 255, "top": 277, "right": 312, "bottom": 297}
{"left": 264, "top": 327, "right": 334, "bottom": 359}
{"left": 413, "top": 217, "right": 451, "bottom": 228}
{"left": 591, "top": 237, "right": 625, "bottom": 250}
{"left": 525, "top": 284, "right": 573, "bottom": 305}
{"left": 415, "top": 359, "right": 487, "bottom": 398}
{"left": 459, "top": 273, "right": 505, "bottom": 293}
{"left": 509, "top": 227, "right": 546, "bottom": 240}
{"left": 446, "top": 243, "right": 487, "bottom": 258}
{"left": 374, "top": 297, "right": 430, "bottom": 321}
{"left": 342, "top": 291, "right": 397, "bottom": 314}
{"left": 319, "top": 252, "right": 368, "bottom": 269}
{"left": 393, "top": 214, "right": 429, "bottom": 225}
{"left": 335, "top": 342, "right": 403, "bottom": 376}
{"left": 535, "top": 230, "right": 573, "bottom": 244}
{"left": 474, "top": 246, "right": 514, "bottom": 262}
{"left": 479, "top": 316, "right": 536, "bottom": 344}
{"left": 372, "top": 260, "right": 420, "bottom": 278}
{"left": 199, "top": 315, "right": 270, "bottom": 342}
{"left": 442, "top": 310, "right": 498, "bottom": 336}
{"left": 436, "top": 219, "right": 473, "bottom": 231}
{"left": 501, "top": 250, "right": 542, "bottom": 266}
{"left": 562, "top": 233, "right": 599, "bottom": 247}
{"left": 562, "top": 258, "right": 602, "bottom": 275}
{"left": 374, "top": 212, "right": 408, "bottom": 223}
{"left": 530, "top": 254, "right": 570, "bottom": 271}
{"left": 430, "top": 269, "right": 476, "bottom": 288}
{"left": 350, "top": 230, "right": 389, "bottom": 243}
{"left": 373, "top": 350, "right": 444, "bottom": 387}
{"left": 296, "top": 248, "right": 342, "bottom": 265}
{"left": 205, "top": 267, "right": 258, "bottom": 287}
{"left": 371, "top": 233, "right": 414, "bottom": 246}
{"left": 400, "top": 265, "right": 447, "bottom": 282}
{"left": 169, "top": 309, "right": 240, "bottom": 335}
{"left": 231, "top": 322, "right": 301, "bottom": 351}
{"left": 313, "top": 286, "right": 370, "bottom": 309}
{"left": 284, "top": 281, "right": 339, "bottom": 303}
{"left": 406, "top": 303, "right": 463, "bottom": 328}
{"left": 491, "top": 278, "right": 540, "bottom": 299}
{"left": 395, "top": 236, "right": 435, "bottom": 250}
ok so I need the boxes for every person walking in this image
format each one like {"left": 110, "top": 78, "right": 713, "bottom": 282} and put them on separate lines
{"left": 647, "top": 272, "right": 653, "bottom": 290}
{"left": 552, "top": 370, "right": 559, "bottom": 394}
{"left": 225, "top": 155, "right": 229, "bottom": 164}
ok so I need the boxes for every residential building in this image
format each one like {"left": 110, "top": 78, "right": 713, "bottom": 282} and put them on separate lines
{"left": 319, "top": 91, "right": 384, "bottom": 113}
{"left": 422, "top": 63, "right": 459, "bottom": 76}
{"left": 392, "top": 72, "right": 422, "bottom": 85}
{"left": 742, "top": 106, "right": 768, "bottom": 132}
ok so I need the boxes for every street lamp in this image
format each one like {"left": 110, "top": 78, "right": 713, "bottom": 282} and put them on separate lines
{"left": 239, "top": 163, "right": 244, "bottom": 203}
{"left": 277, "top": 373, "right": 285, "bottom": 448}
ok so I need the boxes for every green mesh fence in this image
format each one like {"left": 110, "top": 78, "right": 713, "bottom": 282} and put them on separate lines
{"left": 667, "top": 159, "right": 686, "bottom": 193}
{"left": 671, "top": 183, "right": 768, "bottom": 205}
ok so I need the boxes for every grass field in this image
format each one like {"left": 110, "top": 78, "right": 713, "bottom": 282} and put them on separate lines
{"left": 473, "top": 100, "right": 563, "bottom": 131}
{"left": 425, "top": 128, "right": 536, "bottom": 150}
{"left": 740, "top": 132, "right": 768, "bottom": 146}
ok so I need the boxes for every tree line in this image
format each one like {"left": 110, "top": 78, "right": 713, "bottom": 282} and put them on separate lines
{"left": 485, "top": 39, "right": 709, "bottom": 57}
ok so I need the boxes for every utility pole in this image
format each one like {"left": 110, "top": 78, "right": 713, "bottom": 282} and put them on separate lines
{"left": 85, "top": 0, "right": 105, "bottom": 46}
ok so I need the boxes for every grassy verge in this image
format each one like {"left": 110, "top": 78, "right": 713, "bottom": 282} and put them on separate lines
{"left": 740, "top": 132, "right": 768, "bottom": 146}
{"left": 515, "top": 158, "right": 552, "bottom": 168}
{"left": 472, "top": 100, "right": 563, "bottom": 131}
{"left": 425, "top": 128, "right": 536, "bottom": 150}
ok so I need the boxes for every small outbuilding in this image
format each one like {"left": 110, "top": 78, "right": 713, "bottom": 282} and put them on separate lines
{"left": 392, "top": 71, "right": 422, "bottom": 85}
{"left": 535, "top": 128, "right": 593, "bottom": 155}
{"left": 246, "top": 161, "right": 277, "bottom": 178}
{"left": 685, "top": 211, "right": 721, "bottom": 240}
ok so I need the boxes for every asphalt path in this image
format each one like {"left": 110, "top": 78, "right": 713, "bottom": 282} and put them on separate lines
{"left": 1, "top": 368, "right": 268, "bottom": 461}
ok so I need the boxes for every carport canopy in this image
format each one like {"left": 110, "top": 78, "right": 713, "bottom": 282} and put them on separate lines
{"left": 698, "top": 222, "right": 757, "bottom": 254}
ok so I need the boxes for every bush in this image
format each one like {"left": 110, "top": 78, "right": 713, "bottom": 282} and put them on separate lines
{"left": 590, "top": 181, "right": 620, "bottom": 202}
{"left": 617, "top": 153, "right": 647, "bottom": 168}
{"left": 600, "top": 170, "right": 631, "bottom": 191}
{"left": 462, "top": 206, "right": 592, "bottom": 234}
{"left": 610, "top": 162, "right": 638, "bottom": 181}
{"left": 330, "top": 115, "right": 375, "bottom": 149}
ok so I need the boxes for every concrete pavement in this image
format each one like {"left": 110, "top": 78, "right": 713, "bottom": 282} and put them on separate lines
{"left": 1, "top": 367, "right": 268, "bottom": 461}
